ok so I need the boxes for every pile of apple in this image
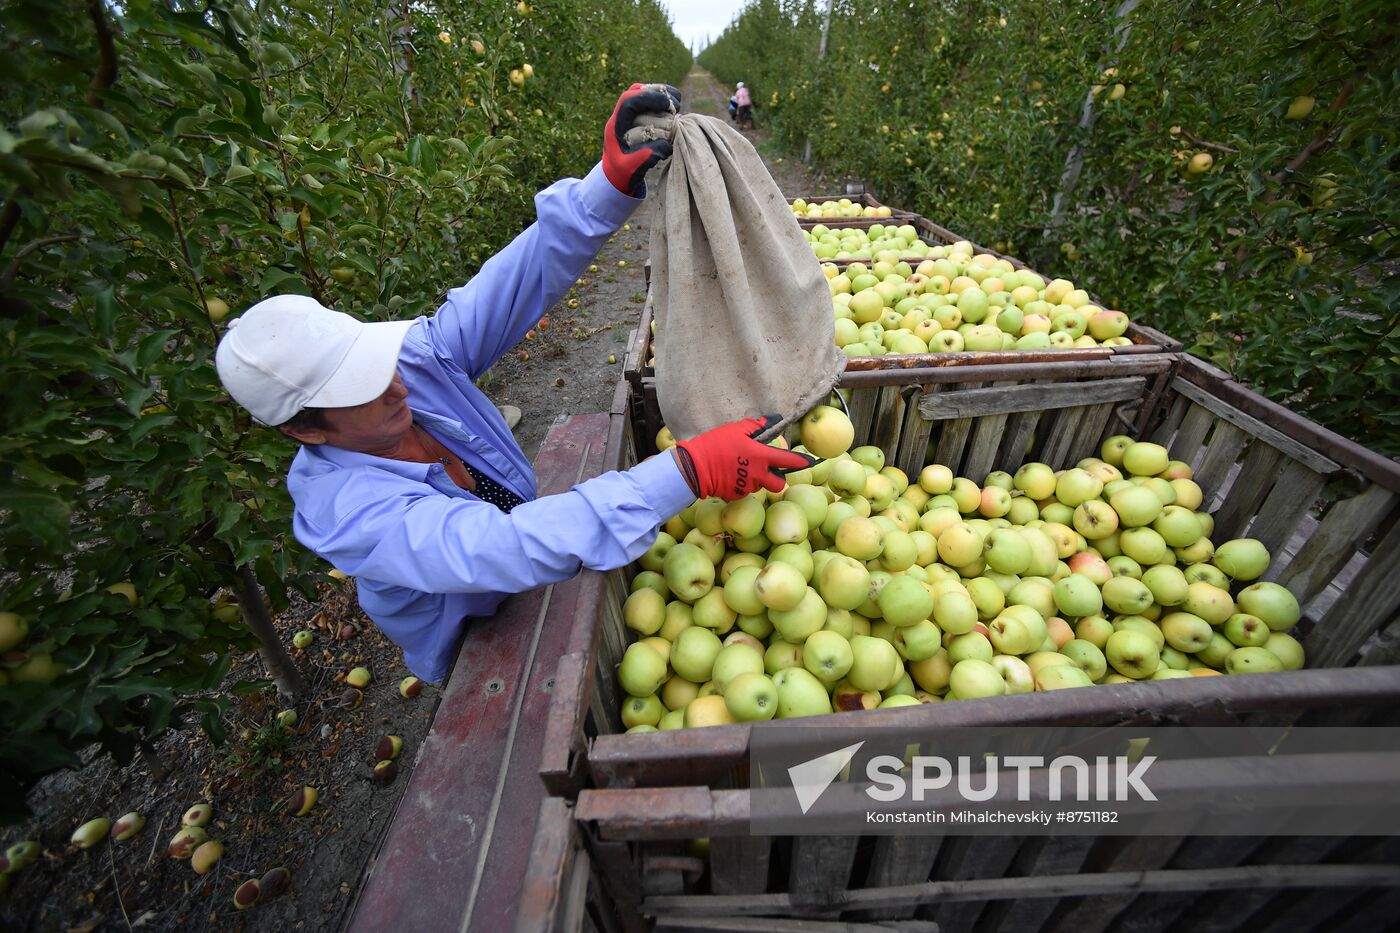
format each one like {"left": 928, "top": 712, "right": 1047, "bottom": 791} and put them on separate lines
{"left": 616, "top": 405, "right": 1304, "bottom": 732}
{"left": 825, "top": 239, "right": 1133, "bottom": 355}
{"left": 792, "top": 197, "right": 895, "bottom": 220}
{"left": 806, "top": 222, "right": 932, "bottom": 262}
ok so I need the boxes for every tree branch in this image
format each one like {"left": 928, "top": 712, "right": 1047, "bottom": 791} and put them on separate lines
{"left": 84, "top": 0, "right": 119, "bottom": 108}
{"left": 234, "top": 564, "right": 308, "bottom": 698}
{"left": 1, "top": 233, "right": 80, "bottom": 289}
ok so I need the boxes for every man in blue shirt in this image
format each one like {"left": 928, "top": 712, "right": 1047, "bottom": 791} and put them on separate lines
{"left": 215, "top": 84, "right": 813, "bottom": 681}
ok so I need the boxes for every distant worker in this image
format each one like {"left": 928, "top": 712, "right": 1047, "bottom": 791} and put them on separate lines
{"left": 727, "top": 94, "right": 738, "bottom": 123}
{"left": 734, "top": 81, "right": 753, "bottom": 129}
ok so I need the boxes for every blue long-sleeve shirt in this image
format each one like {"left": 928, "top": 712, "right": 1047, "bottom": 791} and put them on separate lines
{"left": 285, "top": 164, "right": 696, "bottom": 681}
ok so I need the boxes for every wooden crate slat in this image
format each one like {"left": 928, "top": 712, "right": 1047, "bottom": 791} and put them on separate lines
{"left": 998, "top": 407, "right": 1044, "bottom": 474}
{"left": 928, "top": 835, "right": 1022, "bottom": 933}
{"left": 1172, "top": 404, "right": 1216, "bottom": 471}
{"left": 1192, "top": 420, "right": 1250, "bottom": 505}
{"left": 1245, "top": 460, "right": 1327, "bottom": 556}
{"left": 1149, "top": 393, "right": 1191, "bottom": 446}
{"left": 1046, "top": 835, "right": 1186, "bottom": 933}
{"left": 1357, "top": 611, "right": 1400, "bottom": 668}
{"left": 786, "top": 835, "right": 859, "bottom": 915}
{"left": 843, "top": 386, "right": 879, "bottom": 447}
{"left": 709, "top": 836, "right": 772, "bottom": 896}
{"left": 1041, "top": 405, "right": 1089, "bottom": 469}
{"left": 869, "top": 384, "right": 904, "bottom": 456}
{"left": 916, "top": 376, "right": 1145, "bottom": 421}
{"left": 1307, "top": 518, "right": 1400, "bottom": 668}
{"left": 986, "top": 836, "right": 1095, "bottom": 933}
{"left": 932, "top": 384, "right": 983, "bottom": 473}
{"left": 1170, "top": 374, "right": 1341, "bottom": 475}
{"left": 853, "top": 835, "right": 942, "bottom": 921}
{"left": 1210, "top": 441, "right": 1286, "bottom": 541}
{"left": 1070, "top": 401, "right": 1117, "bottom": 465}
{"left": 1104, "top": 836, "right": 1264, "bottom": 933}
{"left": 962, "top": 382, "right": 1017, "bottom": 482}
{"left": 895, "top": 386, "right": 936, "bottom": 479}
{"left": 1274, "top": 483, "right": 1396, "bottom": 606}
{"left": 1172, "top": 835, "right": 1355, "bottom": 933}
{"left": 1252, "top": 888, "right": 1368, "bottom": 933}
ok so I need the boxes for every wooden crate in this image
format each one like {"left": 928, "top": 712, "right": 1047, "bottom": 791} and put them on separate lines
{"left": 538, "top": 360, "right": 1400, "bottom": 931}
{"left": 787, "top": 192, "right": 919, "bottom": 227}
{"left": 546, "top": 355, "right": 1400, "bottom": 789}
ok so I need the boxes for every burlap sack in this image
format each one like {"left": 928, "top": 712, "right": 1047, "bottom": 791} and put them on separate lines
{"left": 630, "top": 112, "right": 844, "bottom": 441}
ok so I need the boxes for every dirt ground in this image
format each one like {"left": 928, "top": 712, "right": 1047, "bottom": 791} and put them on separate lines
{"left": 0, "top": 66, "right": 834, "bottom": 932}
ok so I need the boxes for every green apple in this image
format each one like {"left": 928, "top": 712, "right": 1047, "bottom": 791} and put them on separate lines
{"left": 987, "top": 612, "right": 1037, "bottom": 655}
{"left": 832, "top": 678, "right": 881, "bottom": 711}
{"left": 663, "top": 542, "right": 715, "bottom": 602}
{"left": 1122, "top": 441, "right": 1169, "bottom": 477}
{"left": 822, "top": 607, "right": 855, "bottom": 638}
{"left": 950, "top": 478, "right": 982, "bottom": 514}
{"left": 1150, "top": 668, "right": 1192, "bottom": 680}
{"left": 710, "top": 643, "right": 764, "bottom": 693}
{"left": 1225, "top": 646, "right": 1285, "bottom": 675}
{"left": 990, "top": 654, "right": 1034, "bottom": 694}
{"left": 754, "top": 561, "right": 807, "bottom": 612}
{"left": 622, "top": 694, "right": 664, "bottom": 728}
{"left": 1060, "top": 639, "right": 1108, "bottom": 681}
{"left": 764, "top": 500, "right": 810, "bottom": 546}
{"left": 933, "top": 591, "right": 978, "bottom": 635}
{"left": 769, "top": 543, "right": 815, "bottom": 582}
{"left": 1102, "top": 576, "right": 1154, "bottom": 615}
{"left": 1220, "top": 612, "right": 1269, "bottom": 648}
{"left": 1007, "top": 578, "right": 1056, "bottom": 620}
{"left": 631, "top": 570, "right": 671, "bottom": 600}
{"left": 895, "top": 619, "right": 943, "bottom": 661}
{"left": 1141, "top": 565, "right": 1188, "bottom": 607}
{"left": 1171, "top": 479, "right": 1205, "bottom": 511}
{"left": 670, "top": 627, "right": 723, "bottom": 683}
{"left": 1054, "top": 469, "right": 1103, "bottom": 507}
{"left": 919, "top": 463, "right": 954, "bottom": 495}
{"left": 1113, "top": 615, "right": 1166, "bottom": 650}
{"left": 1184, "top": 563, "right": 1230, "bottom": 589}
{"left": 1237, "top": 582, "right": 1301, "bottom": 631}
{"left": 1109, "top": 486, "right": 1163, "bottom": 527}
{"left": 936, "top": 523, "right": 985, "bottom": 567}
{"left": 1014, "top": 462, "right": 1057, "bottom": 500}
{"left": 662, "top": 675, "right": 701, "bottom": 712}
{"left": 909, "top": 649, "right": 952, "bottom": 692}
{"left": 878, "top": 575, "right": 934, "bottom": 627}
{"left": 1075, "top": 614, "right": 1115, "bottom": 648}
{"left": 737, "top": 612, "right": 773, "bottom": 640}
{"left": 802, "top": 630, "right": 854, "bottom": 682}
{"left": 878, "top": 530, "right": 917, "bottom": 571}
{"left": 1197, "top": 632, "right": 1235, "bottom": 669}
{"left": 1264, "top": 632, "right": 1305, "bottom": 671}
{"left": 721, "top": 495, "right": 767, "bottom": 539}
{"left": 983, "top": 528, "right": 1031, "bottom": 574}
{"left": 1053, "top": 573, "right": 1103, "bottom": 618}
{"left": 723, "top": 565, "right": 766, "bottom": 616}
{"left": 800, "top": 405, "right": 855, "bottom": 459}
{"left": 947, "top": 631, "right": 994, "bottom": 664}
{"left": 1073, "top": 500, "right": 1119, "bottom": 540}
{"left": 1153, "top": 506, "right": 1203, "bottom": 548}
{"left": 1159, "top": 645, "right": 1190, "bottom": 670}
{"left": 829, "top": 459, "right": 869, "bottom": 497}
{"left": 692, "top": 588, "right": 737, "bottom": 634}
{"left": 966, "top": 577, "right": 1006, "bottom": 620}
{"left": 1159, "top": 612, "right": 1213, "bottom": 653}
{"left": 774, "top": 667, "right": 834, "bottom": 718}
{"left": 1101, "top": 435, "right": 1133, "bottom": 466}
{"left": 619, "top": 642, "right": 668, "bottom": 697}
{"left": 949, "top": 658, "right": 1006, "bottom": 699}
{"left": 1175, "top": 537, "right": 1215, "bottom": 564}
{"left": 660, "top": 601, "right": 695, "bottom": 642}
{"left": 1182, "top": 582, "right": 1235, "bottom": 626}
{"left": 847, "top": 635, "right": 902, "bottom": 691}
{"left": 724, "top": 672, "right": 779, "bottom": 721}
{"left": 820, "top": 501, "right": 859, "bottom": 539}
{"left": 764, "top": 639, "right": 804, "bottom": 674}
{"left": 835, "top": 516, "right": 884, "bottom": 561}
{"left": 639, "top": 531, "right": 676, "bottom": 572}
{"left": 1105, "top": 629, "right": 1159, "bottom": 679}
{"left": 1035, "top": 665, "right": 1094, "bottom": 690}
{"left": 784, "top": 484, "right": 831, "bottom": 529}
{"left": 658, "top": 709, "right": 685, "bottom": 730}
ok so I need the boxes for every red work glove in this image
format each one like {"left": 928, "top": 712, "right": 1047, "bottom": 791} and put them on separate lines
{"left": 673, "top": 415, "right": 818, "bottom": 501}
{"left": 603, "top": 83, "right": 682, "bottom": 195}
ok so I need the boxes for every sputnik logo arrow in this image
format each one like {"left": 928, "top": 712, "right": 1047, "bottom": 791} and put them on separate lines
{"left": 788, "top": 741, "right": 865, "bottom": 814}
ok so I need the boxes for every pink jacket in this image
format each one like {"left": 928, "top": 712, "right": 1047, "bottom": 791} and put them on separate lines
{"left": 734, "top": 86, "right": 752, "bottom": 107}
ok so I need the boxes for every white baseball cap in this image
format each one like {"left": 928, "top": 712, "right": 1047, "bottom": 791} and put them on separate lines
{"left": 215, "top": 295, "right": 415, "bottom": 426}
